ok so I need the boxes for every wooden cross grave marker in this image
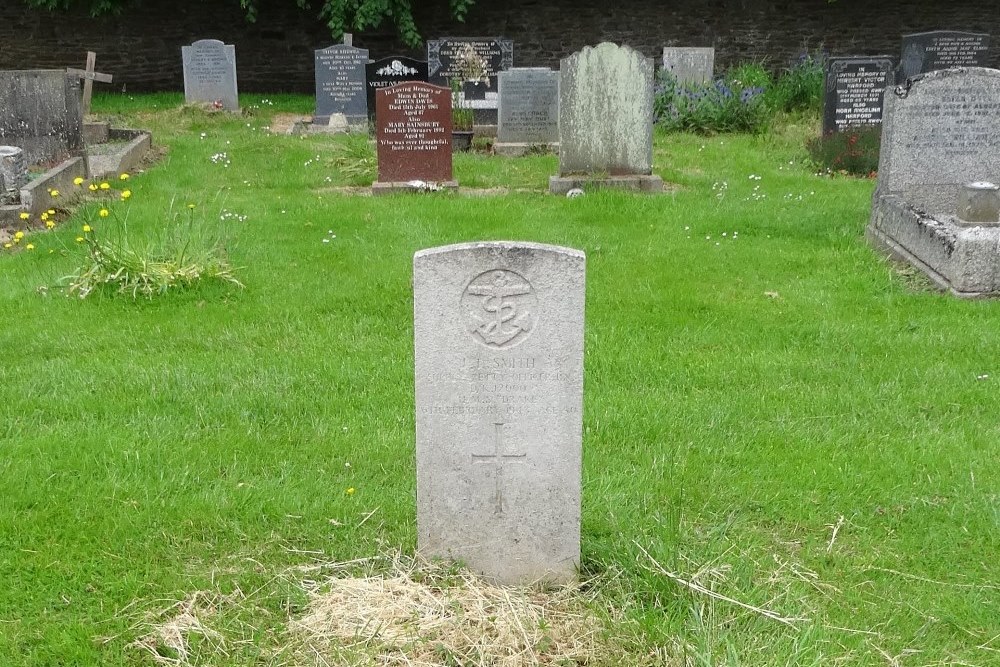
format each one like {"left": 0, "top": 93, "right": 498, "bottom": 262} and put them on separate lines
{"left": 67, "top": 51, "right": 113, "bottom": 115}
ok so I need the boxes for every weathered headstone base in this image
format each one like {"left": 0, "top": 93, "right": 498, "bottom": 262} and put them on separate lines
{"left": 494, "top": 142, "right": 558, "bottom": 157}
{"left": 868, "top": 193, "right": 1000, "bottom": 297}
{"left": 549, "top": 174, "right": 664, "bottom": 194}
{"left": 372, "top": 181, "right": 459, "bottom": 196}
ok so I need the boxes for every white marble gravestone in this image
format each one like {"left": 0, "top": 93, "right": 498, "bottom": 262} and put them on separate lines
{"left": 413, "top": 241, "right": 585, "bottom": 584}
{"left": 662, "top": 47, "right": 715, "bottom": 85}
{"left": 182, "top": 39, "right": 239, "bottom": 111}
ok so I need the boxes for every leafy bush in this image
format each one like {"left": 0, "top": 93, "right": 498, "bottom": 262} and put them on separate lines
{"left": 654, "top": 66, "right": 770, "bottom": 135}
{"left": 767, "top": 50, "right": 826, "bottom": 114}
{"left": 806, "top": 126, "right": 881, "bottom": 177}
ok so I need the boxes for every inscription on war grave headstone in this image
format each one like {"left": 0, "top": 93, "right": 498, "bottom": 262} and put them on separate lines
{"left": 374, "top": 82, "right": 453, "bottom": 187}
{"left": 314, "top": 44, "right": 369, "bottom": 125}
{"left": 822, "top": 56, "right": 894, "bottom": 135}
{"left": 495, "top": 68, "right": 559, "bottom": 155}
{"left": 414, "top": 241, "right": 585, "bottom": 584}
{"left": 661, "top": 47, "right": 715, "bottom": 85}
{"left": 0, "top": 70, "right": 83, "bottom": 166}
{"left": 182, "top": 39, "right": 239, "bottom": 111}
{"left": 899, "top": 31, "right": 991, "bottom": 81}
{"left": 366, "top": 56, "right": 428, "bottom": 120}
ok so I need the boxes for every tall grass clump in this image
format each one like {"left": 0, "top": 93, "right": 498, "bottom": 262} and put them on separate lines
{"left": 766, "top": 50, "right": 825, "bottom": 114}
{"left": 61, "top": 179, "right": 243, "bottom": 299}
{"left": 654, "top": 63, "right": 771, "bottom": 134}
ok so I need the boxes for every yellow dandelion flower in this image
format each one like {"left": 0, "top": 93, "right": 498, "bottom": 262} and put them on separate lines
{"left": 47, "top": 209, "right": 55, "bottom": 215}
{"left": 82, "top": 225, "right": 92, "bottom": 233}
{"left": 75, "top": 237, "right": 84, "bottom": 243}
{"left": 19, "top": 212, "right": 29, "bottom": 220}
{"left": 14, "top": 231, "right": 24, "bottom": 240}
{"left": 88, "top": 183, "right": 98, "bottom": 192}
{"left": 73, "top": 177, "right": 84, "bottom": 186}
{"left": 121, "top": 190, "right": 132, "bottom": 200}
{"left": 41, "top": 213, "right": 48, "bottom": 221}
{"left": 119, "top": 173, "right": 129, "bottom": 180}
{"left": 99, "top": 209, "right": 109, "bottom": 218}
{"left": 25, "top": 243, "right": 35, "bottom": 250}
{"left": 50, "top": 189, "right": 59, "bottom": 197}
{"left": 99, "top": 182, "right": 110, "bottom": 190}
{"left": 45, "top": 220, "right": 55, "bottom": 229}
{"left": 188, "top": 204, "right": 196, "bottom": 209}
{"left": 345, "top": 487, "right": 356, "bottom": 496}
{"left": 3, "top": 243, "right": 11, "bottom": 249}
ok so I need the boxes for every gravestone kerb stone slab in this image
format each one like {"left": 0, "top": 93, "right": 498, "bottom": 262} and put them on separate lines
{"left": 868, "top": 66, "right": 1000, "bottom": 297}
{"left": 550, "top": 42, "right": 663, "bottom": 193}
{"left": 182, "top": 39, "right": 239, "bottom": 112}
{"left": 413, "top": 240, "right": 585, "bottom": 584}
{"left": 366, "top": 56, "right": 429, "bottom": 120}
{"left": 898, "top": 30, "right": 991, "bottom": 82}
{"left": 822, "top": 56, "right": 894, "bottom": 135}
{"left": 313, "top": 44, "right": 369, "bottom": 126}
{"left": 374, "top": 81, "right": 454, "bottom": 191}
{"left": 0, "top": 70, "right": 84, "bottom": 167}
{"left": 495, "top": 68, "right": 559, "bottom": 156}
{"left": 661, "top": 46, "right": 715, "bottom": 85}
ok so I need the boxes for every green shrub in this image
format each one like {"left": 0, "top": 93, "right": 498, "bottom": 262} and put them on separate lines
{"left": 767, "top": 50, "right": 825, "bottom": 114}
{"left": 805, "top": 126, "right": 881, "bottom": 177}
{"left": 654, "top": 66, "right": 770, "bottom": 135}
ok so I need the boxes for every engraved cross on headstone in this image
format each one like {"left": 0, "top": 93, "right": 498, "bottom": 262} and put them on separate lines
{"left": 472, "top": 422, "right": 526, "bottom": 515}
{"left": 67, "top": 51, "right": 113, "bottom": 115}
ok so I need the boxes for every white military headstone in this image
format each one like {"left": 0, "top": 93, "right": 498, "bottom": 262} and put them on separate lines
{"left": 413, "top": 241, "right": 585, "bottom": 585}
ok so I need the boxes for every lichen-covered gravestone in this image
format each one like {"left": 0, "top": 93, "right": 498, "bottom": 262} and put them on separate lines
{"left": 868, "top": 67, "right": 1000, "bottom": 297}
{"left": 413, "top": 241, "right": 585, "bottom": 584}
{"left": 0, "top": 70, "right": 83, "bottom": 166}
{"left": 550, "top": 43, "right": 662, "bottom": 193}
{"left": 182, "top": 39, "right": 239, "bottom": 112}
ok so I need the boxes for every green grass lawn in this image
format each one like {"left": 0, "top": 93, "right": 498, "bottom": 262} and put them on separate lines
{"left": 1, "top": 93, "right": 998, "bottom": 666}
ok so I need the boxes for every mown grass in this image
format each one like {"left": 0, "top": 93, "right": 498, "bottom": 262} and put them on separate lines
{"left": 0, "top": 93, "right": 997, "bottom": 666}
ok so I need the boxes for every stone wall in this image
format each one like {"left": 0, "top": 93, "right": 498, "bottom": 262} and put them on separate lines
{"left": 1, "top": 0, "right": 997, "bottom": 92}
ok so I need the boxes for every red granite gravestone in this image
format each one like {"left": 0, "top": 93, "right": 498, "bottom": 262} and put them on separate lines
{"left": 375, "top": 82, "right": 453, "bottom": 185}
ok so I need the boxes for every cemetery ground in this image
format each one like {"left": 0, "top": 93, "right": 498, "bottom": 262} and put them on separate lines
{"left": 2, "top": 93, "right": 998, "bottom": 667}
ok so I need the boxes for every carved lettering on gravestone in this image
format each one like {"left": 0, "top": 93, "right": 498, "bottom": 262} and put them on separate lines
{"left": 497, "top": 68, "right": 559, "bottom": 146}
{"left": 471, "top": 422, "right": 526, "bottom": 515}
{"left": 414, "top": 241, "right": 585, "bottom": 585}
{"left": 427, "top": 37, "right": 513, "bottom": 120}
{"left": 462, "top": 269, "right": 537, "bottom": 349}
{"left": 182, "top": 39, "right": 239, "bottom": 111}
{"left": 822, "top": 57, "right": 894, "bottom": 135}
{"left": 899, "top": 31, "right": 991, "bottom": 81}
{"left": 314, "top": 44, "right": 369, "bottom": 123}
{"left": 375, "top": 82, "right": 452, "bottom": 183}
{"left": 365, "top": 57, "right": 429, "bottom": 120}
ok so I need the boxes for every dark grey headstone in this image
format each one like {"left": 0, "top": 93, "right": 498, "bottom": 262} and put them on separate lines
{"left": 0, "top": 70, "right": 83, "bottom": 166}
{"left": 366, "top": 56, "right": 428, "bottom": 120}
{"left": 182, "top": 39, "right": 239, "bottom": 111}
{"left": 822, "top": 56, "right": 894, "bottom": 135}
{"left": 899, "top": 31, "right": 991, "bottom": 81}
{"left": 314, "top": 44, "right": 370, "bottom": 125}
{"left": 427, "top": 37, "right": 514, "bottom": 123}
{"left": 497, "top": 68, "right": 559, "bottom": 145}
